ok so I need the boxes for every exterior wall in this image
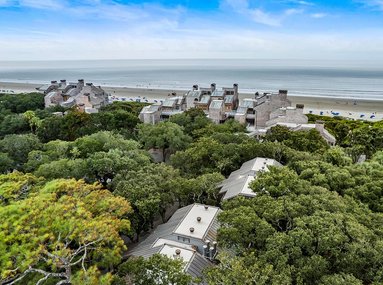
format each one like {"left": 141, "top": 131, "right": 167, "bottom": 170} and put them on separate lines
{"left": 140, "top": 111, "right": 161, "bottom": 124}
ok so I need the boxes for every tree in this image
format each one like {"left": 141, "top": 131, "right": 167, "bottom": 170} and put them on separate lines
{"left": 214, "top": 167, "right": 383, "bottom": 284}
{"left": 113, "top": 164, "right": 182, "bottom": 239}
{"left": 0, "top": 134, "right": 42, "bottom": 169}
{"left": 0, "top": 175, "right": 132, "bottom": 285}
{"left": 138, "top": 122, "right": 192, "bottom": 162}
{"left": 116, "top": 254, "right": 193, "bottom": 285}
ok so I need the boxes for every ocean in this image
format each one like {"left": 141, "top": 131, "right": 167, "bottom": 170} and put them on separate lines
{"left": 0, "top": 59, "right": 382, "bottom": 100}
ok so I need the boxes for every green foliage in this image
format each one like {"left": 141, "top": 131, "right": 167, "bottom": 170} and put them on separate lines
{"left": 0, "top": 175, "right": 132, "bottom": 285}
{"left": 0, "top": 92, "right": 45, "bottom": 114}
{"left": 138, "top": 121, "right": 192, "bottom": 162}
{"left": 0, "top": 133, "right": 42, "bottom": 169}
{"left": 264, "top": 125, "right": 329, "bottom": 153}
{"left": 117, "top": 254, "right": 193, "bottom": 285}
{"left": 169, "top": 108, "right": 211, "bottom": 137}
{"left": 100, "top": 101, "right": 149, "bottom": 115}
{"left": 113, "top": 164, "right": 182, "bottom": 238}
{"left": 214, "top": 167, "right": 383, "bottom": 285}
{"left": 0, "top": 114, "right": 30, "bottom": 138}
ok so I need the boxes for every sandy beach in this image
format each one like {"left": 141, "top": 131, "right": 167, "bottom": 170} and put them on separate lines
{"left": 1, "top": 81, "right": 382, "bottom": 121}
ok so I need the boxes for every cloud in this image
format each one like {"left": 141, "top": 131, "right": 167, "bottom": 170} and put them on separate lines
{"left": 284, "top": 0, "right": 314, "bottom": 6}
{"left": 311, "top": 13, "right": 327, "bottom": 18}
{"left": 221, "top": 0, "right": 304, "bottom": 27}
{"left": 355, "top": 0, "right": 383, "bottom": 10}
{"left": 250, "top": 9, "right": 281, "bottom": 27}
{"left": 0, "top": 0, "right": 64, "bottom": 9}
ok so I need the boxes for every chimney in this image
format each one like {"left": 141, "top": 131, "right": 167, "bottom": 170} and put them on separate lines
{"left": 209, "top": 246, "right": 215, "bottom": 260}
{"left": 203, "top": 245, "right": 208, "bottom": 257}
{"left": 51, "top": 80, "right": 57, "bottom": 84}
{"left": 211, "top": 83, "right": 216, "bottom": 92}
{"left": 193, "top": 84, "right": 199, "bottom": 91}
{"left": 84, "top": 93, "right": 91, "bottom": 102}
{"left": 78, "top": 79, "right": 85, "bottom": 87}
{"left": 213, "top": 241, "right": 217, "bottom": 251}
{"left": 197, "top": 217, "right": 202, "bottom": 222}
{"left": 189, "top": 227, "right": 195, "bottom": 233}
{"left": 205, "top": 240, "right": 210, "bottom": 248}
{"left": 60, "top": 80, "right": 67, "bottom": 87}
{"left": 86, "top": 83, "right": 93, "bottom": 86}
{"left": 233, "top": 83, "right": 238, "bottom": 95}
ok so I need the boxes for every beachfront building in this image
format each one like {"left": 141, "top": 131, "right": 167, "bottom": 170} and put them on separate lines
{"left": 251, "top": 120, "right": 337, "bottom": 146}
{"left": 219, "top": 157, "right": 282, "bottom": 200}
{"left": 129, "top": 204, "right": 220, "bottom": 282}
{"left": 37, "top": 79, "right": 109, "bottom": 113}
{"left": 138, "top": 84, "right": 306, "bottom": 131}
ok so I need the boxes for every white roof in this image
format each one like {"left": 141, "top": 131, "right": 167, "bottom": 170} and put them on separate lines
{"left": 159, "top": 244, "right": 195, "bottom": 266}
{"left": 153, "top": 238, "right": 194, "bottom": 250}
{"left": 220, "top": 157, "right": 282, "bottom": 200}
{"left": 174, "top": 204, "right": 219, "bottom": 240}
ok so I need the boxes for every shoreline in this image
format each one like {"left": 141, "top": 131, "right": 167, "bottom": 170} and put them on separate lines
{"left": 1, "top": 81, "right": 383, "bottom": 121}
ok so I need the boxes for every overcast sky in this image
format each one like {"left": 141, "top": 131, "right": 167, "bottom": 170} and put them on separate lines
{"left": 1, "top": 0, "right": 383, "bottom": 60}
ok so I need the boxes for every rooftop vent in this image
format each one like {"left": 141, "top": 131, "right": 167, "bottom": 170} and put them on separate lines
{"left": 197, "top": 217, "right": 201, "bottom": 222}
{"left": 189, "top": 227, "right": 195, "bottom": 233}
{"left": 204, "top": 205, "right": 209, "bottom": 210}
{"left": 175, "top": 249, "right": 181, "bottom": 255}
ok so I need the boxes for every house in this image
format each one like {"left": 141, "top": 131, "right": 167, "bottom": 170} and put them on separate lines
{"left": 37, "top": 79, "right": 109, "bottom": 113}
{"left": 251, "top": 121, "right": 337, "bottom": 146}
{"left": 208, "top": 100, "right": 226, "bottom": 123}
{"left": 129, "top": 204, "right": 220, "bottom": 281}
{"left": 219, "top": 157, "right": 282, "bottom": 200}
{"left": 139, "top": 104, "right": 162, "bottom": 124}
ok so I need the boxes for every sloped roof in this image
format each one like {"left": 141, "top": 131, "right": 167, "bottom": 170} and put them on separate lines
{"left": 211, "top": 90, "right": 224, "bottom": 97}
{"left": 209, "top": 100, "right": 223, "bottom": 109}
{"left": 219, "top": 157, "right": 282, "bottom": 200}
{"left": 224, "top": 95, "right": 234, "bottom": 104}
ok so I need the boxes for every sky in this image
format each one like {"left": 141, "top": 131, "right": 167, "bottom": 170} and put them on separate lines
{"left": 0, "top": 0, "right": 383, "bottom": 60}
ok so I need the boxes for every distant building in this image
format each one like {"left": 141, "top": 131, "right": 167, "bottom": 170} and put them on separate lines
{"left": 138, "top": 84, "right": 294, "bottom": 128}
{"left": 218, "top": 157, "right": 282, "bottom": 200}
{"left": 129, "top": 204, "right": 220, "bottom": 282}
{"left": 37, "top": 79, "right": 109, "bottom": 113}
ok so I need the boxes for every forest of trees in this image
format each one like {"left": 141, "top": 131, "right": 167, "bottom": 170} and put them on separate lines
{"left": 1, "top": 92, "right": 383, "bottom": 284}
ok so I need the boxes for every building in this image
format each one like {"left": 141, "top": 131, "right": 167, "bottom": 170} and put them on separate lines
{"left": 139, "top": 84, "right": 294, "bottom": 128}
{"left": 37, "top": 79, "right": 109, "bottom": 113}
{"left": 251, "top": 121, "right": 336, "bottom": 146}
{"left": 129, "top": 204, "right": 220, "bottom": 281}
{"left": 219, "top": 157, "right": 282, "bottom": 200}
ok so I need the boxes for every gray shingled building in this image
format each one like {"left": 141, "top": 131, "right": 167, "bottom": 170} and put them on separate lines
{"left": 219, "top": 157, "right": 282, "bottom": 200}
{"left": 129, "top": 204, "right": 221, "bottom": 282}
{"left": 38, "top": 79, "right": 109, "bottom": 113}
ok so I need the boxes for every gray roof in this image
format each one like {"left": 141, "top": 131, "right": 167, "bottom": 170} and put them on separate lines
{"left": 129, "top": 204, "right": 217, "bottom": 284}
{"left": 219, "top": 157, "right": 282, "bottom": 200}
{"left": 131, "top": 243, "right": 211, "bottom": 283}
{"left": 187, "top": 90, "right": 201, "bottom": 98}
{"left": 130, "top": 204, "right": 193, "bottom": 254}
{"left": 199, "top": 95, "right": 211, "bottom": 104}
{"left": 240, "top": 99, "right": 256, "bottom": 108}
{"left": 224, "top": 95, "right": 234, "bottom": 104}
{"left": 211, "top": 90, "right": 224, "bottom": 97}
{"left": 209, "top": 100, "right": 223, "bottom": 109}
{"left": 162, "top": 99, "right": 176, "bottom": 107}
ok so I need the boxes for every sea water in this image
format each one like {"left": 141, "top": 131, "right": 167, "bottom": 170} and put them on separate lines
{"left": 0, "top": 59, "right": 382, "bottom": 100}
